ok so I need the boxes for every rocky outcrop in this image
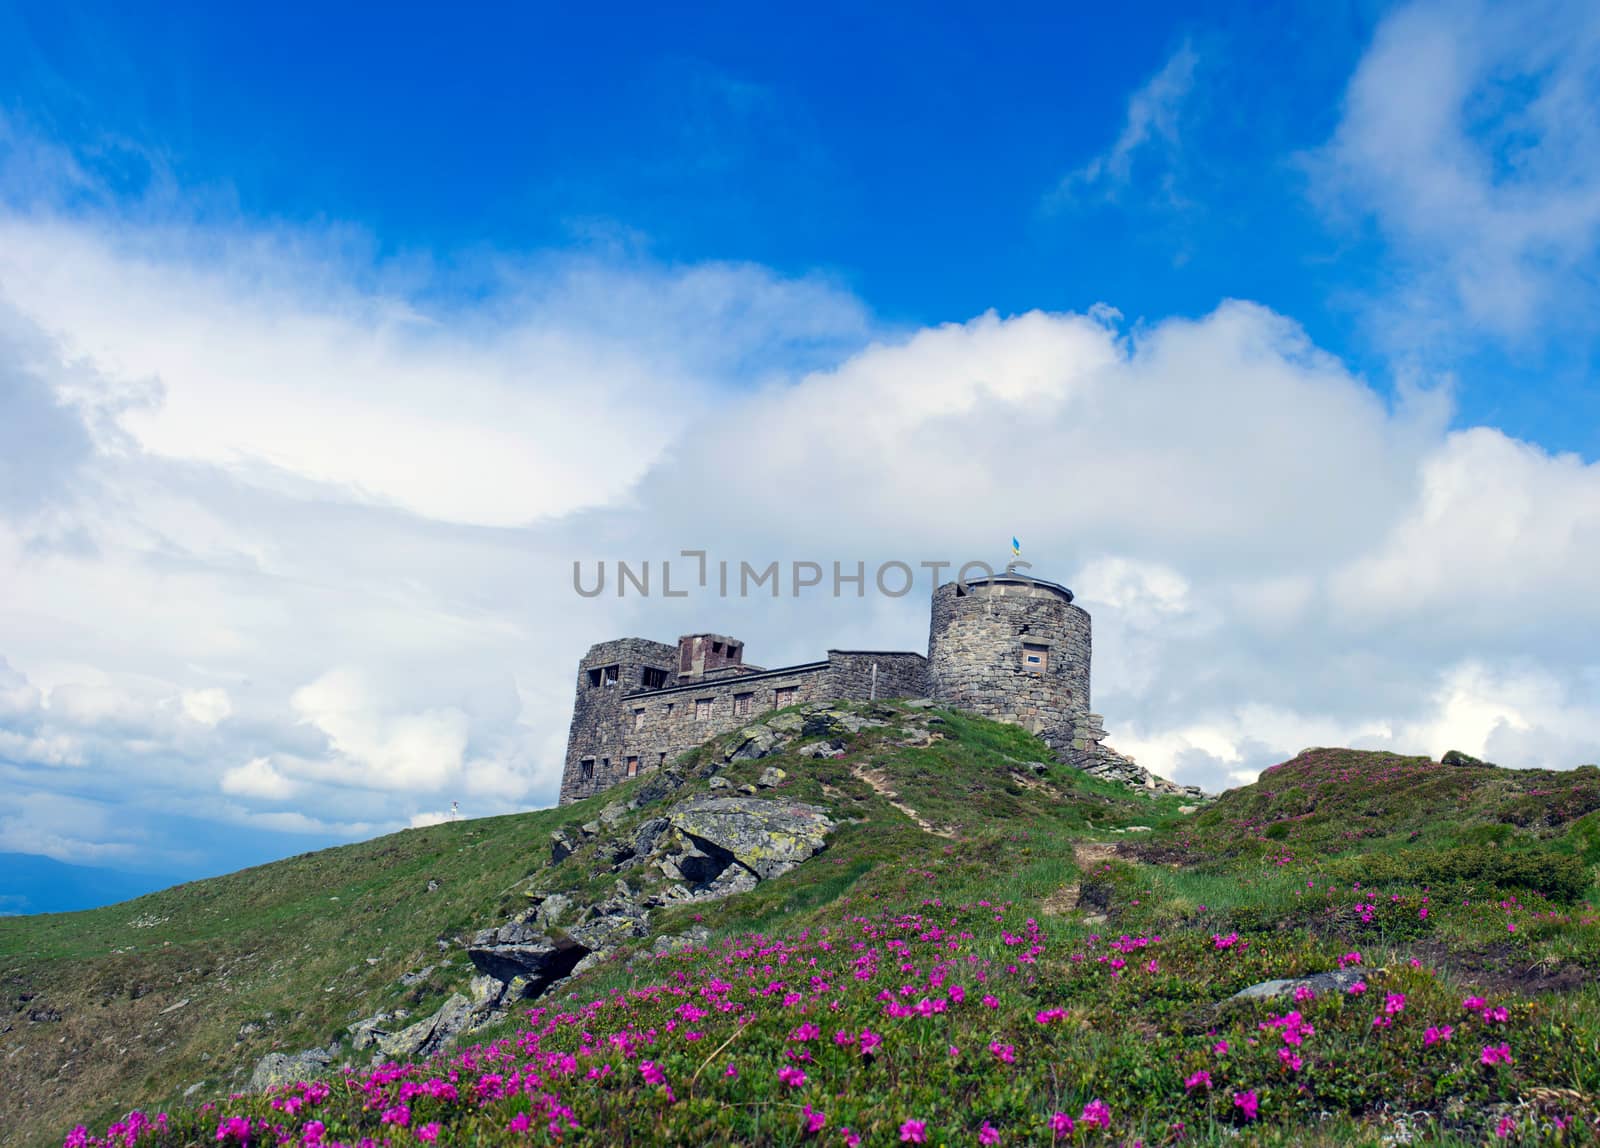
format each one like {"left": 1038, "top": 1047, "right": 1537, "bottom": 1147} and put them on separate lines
{"left": 667, "top": 796, "right": 835, "bottom": 881}
{"left": 1067, "top": 714, "right": 1208, "bottom": 799}
{"left": 249, "top": 1047, "right": 333, "bottom": 1090}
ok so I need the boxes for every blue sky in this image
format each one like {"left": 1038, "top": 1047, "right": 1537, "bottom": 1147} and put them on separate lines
{"left": 2, "top": 0, "right": 1599, "bottom": 899}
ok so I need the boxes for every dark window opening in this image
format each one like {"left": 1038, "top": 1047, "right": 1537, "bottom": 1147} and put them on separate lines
{"left": 712, "top": 641, "right": 724, "bottom": 654}
{"left": 642, "top": 667, "right": 668, "bottom": 689}
{"left": 589, "top": 664, "right": 620, "bottom": 688}
{"left": 601, "top": 757, "right": 611, "bottom": 770}
{"left": 580, "top": 758, "right": 595, "bottom": 780}
{"left": 733, "top": 692, "right": 753, "bottom": 716}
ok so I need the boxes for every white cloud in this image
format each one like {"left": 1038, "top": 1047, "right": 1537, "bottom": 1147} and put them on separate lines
{"left": 291, "top": 669, "right": 471, "bottom": 792}
{"left": 219, "top": 756, "right": 297, "bottom": 800}
{"left": 1050, "top": 43, "right": 1198, "bottom": 204}
{"left": 1312, "top": 0, "right": 1600, "bottom": 344}
{"left": 181, "top": 688, "right": 232, "bottom": 726}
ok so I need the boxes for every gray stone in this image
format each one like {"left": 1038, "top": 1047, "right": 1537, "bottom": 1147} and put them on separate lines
{"left": 668, "top": 796, "right": 835, "bottom": 881}
{"left": 1227, "top": 969, "right": 1372, "bottom": 1004}
{"left": 467, "top": 933, "right": 589, "bottom": 985}
{"left": 707, "top": 776, "right": 731, "bottom": 789}
{"left": 599, "top": 802, "right": 629, "bottom": 826}
{"left": 250, "top": 1048, "right": 332, "bottom": 1091}
{"left": 376, "top": 993, "right": 473, "bottom": 1060}
{"left": 756, "top": 767, "right": 787, "bottom": 788}
{"left": 533, "top": 892, "right": 573, "bottom": 927}
{"left": 580, "top": 821, "right": 601, "bottom": 837}
{"left": 549, "top": 831, "right": 574, "bottom": 865}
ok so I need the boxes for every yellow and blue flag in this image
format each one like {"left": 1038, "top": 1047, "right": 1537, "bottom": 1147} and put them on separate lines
{"left": 1011, "top": 537, "right": 1021, "bottom": 558}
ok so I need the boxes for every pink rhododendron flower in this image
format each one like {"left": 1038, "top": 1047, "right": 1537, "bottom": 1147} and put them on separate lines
{"left": 1079, "top": 1100, "right": 1110, "bottom": 1130}
{"left": 900, "top": 1119, "right": 927, "bottom": 1143}
{"left": 978, "top": 1122, "right": 1001, "bottom": 1145}
{"left": 1384, "top": 992, "right": 1407, "bottom": 1015}
{"left": 416, "top": 1123, "right": 440, "bottom": 1143}
{"left": 1424, "top": 1025, "right": 1453, "bottom": 1047}
{"left": 1234, "top": 1090, "right": 1259, "bottom": 1121}
{"left": 842, "top": 1129, "right": 862, "bottom": 1148}
{"left": 1347, "top": 980, "right": 1367, "bottom": 995}
{"left": 989, "top": 1041, "right": 1016, "bottom": 1064}
{"left": 802, "top": 1105, "right": 827, "bottom": 1134}
{"left": 778, "top": 1065, "right": 807, "bottom": 1088}
{"left": 1481, "top": 1043, "right": 1513, "bottom": 1066}
{"left": 1049, "top": 1112, "right": 1075, "bottom": 1136}
{"left": 1463, "top": 996, "right": 1487, "bottom": 1011}
{"left": 1185, "top": 1071, "right": 1212, "bottom": 1090}
{"left": 640, "top": 1061, "right": 667, "bottom": 1086}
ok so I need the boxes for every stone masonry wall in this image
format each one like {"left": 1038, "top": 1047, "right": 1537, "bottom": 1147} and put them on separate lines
{"left": 926, "top": 578, "right": 1091, "bottom": 759}
{"left": 559, "top": 649, "right": 930, "bottom": 804}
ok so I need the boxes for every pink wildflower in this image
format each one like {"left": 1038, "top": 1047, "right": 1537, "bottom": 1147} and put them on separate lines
{"left": 1079, "top": 1100, "right": 1111, "bottom": 1130}
{"left": 725, "top": 1063, "right": 739, "bottom": 1079}
{"left": 1049, "top": 1112, "right": 1075, "bottom": 1136}
{"left": 1347, "top": 980, "right": 1367, "bottom": 995}
{"left": 1212, "top": 1040, "right": 1229, "bottom": 1056}
{"left": 1234, "top": 1090, "right": 1260, "bottom": 1121}
{"left": 640, "top": 1061, "right": 667, "bottom": 1086}
{"left": 416, "top": 1124, "right": 440, "bottom": 1143}
{"left": 978, "top": 1122, "right": 1001, "bottom": 1146}
{"left": 982, "top": 994, "right": 1000, "bottom": 1009}
{"left": 860, "top": 1030, "right": 883, "bottom": 1056}
{"left": 1480, "top": 1043, "right": 1513, "bottom": 1066}
{"left": 900, "top": 1119, "right": 928, "bottom": 1143}
{"left": 1278, "top": 1048, "right": 1303, "bottom": 1071}
{"left": 380, "top": 1105, "right": 410, "bottom": 1128}
{"left": 1384, "top": 992, "right": 1407, "bottom": 1015}
{"left": 1185, "top": 1071, "right": 1212, "bottom": 1090}
{"left": 778, "top": 1065, "right": 807, "bottom": 1088}
{"left": 990, "top": 1041, "right": 1016, "bottom": 1064}
{"left": 1463, "top": 996, "right": 1487, "bottom": 1011}
{"left": 1423, "top": 1025, "right": 1453, "bottom": 1047}
{"left": 802, "top": 1105, "right": 827, "bottom": 1134}
{"left": 842, "top": 1130, "right": 862, "bottom": 1148}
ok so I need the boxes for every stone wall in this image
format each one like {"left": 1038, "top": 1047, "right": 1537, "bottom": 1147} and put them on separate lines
{"left": 559, "top": 648, "right": 930, "bottom": 804}
{"left": 926, "top": 576, "right": 1090, "bottom": 758}
{"left": 825, "top": 651, "right": 930, "bottom": 701}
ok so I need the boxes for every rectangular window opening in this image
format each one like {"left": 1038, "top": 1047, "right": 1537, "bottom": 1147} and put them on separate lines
{"left": 580, "top": 758, "right": 595, "bottom": 780}
{"left": 1022, "top": 642, "right": 1048, "bottom": 672}
{"left": 695, "top": 697, "right": 714, "bottom": 721}
{"left": 774, "top": 685, "right": 797, "bottom": 708}
{"left": 626, "top": 756, "right": 639, "bottom": 777}
{"left": 733, "top": 692, "right": 753, "bottom": 717}
{"left": 633, "top": 708, "right": 645, "bottom": 730}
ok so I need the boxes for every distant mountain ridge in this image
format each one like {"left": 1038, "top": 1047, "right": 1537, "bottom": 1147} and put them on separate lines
{"left": 0, "top": 853, "right": 182, "bottom": 916}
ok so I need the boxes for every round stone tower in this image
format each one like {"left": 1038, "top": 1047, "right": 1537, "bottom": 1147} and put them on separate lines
{"left": 927, "top": 571, "right": 1094, "bottom": 761}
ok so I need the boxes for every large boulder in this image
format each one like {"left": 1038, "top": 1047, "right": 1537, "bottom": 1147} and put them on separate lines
{"left": 667, "top": 797, "right": 835, "bottom": 881}
{"left": 250, "top": 1048, "right": 332, "bottom": 1091}
{"left": 466, "top": 927, "right": 590, "bottom": 986}
{"left": 376, "top": 993, "right": 473, "bottom": 1061}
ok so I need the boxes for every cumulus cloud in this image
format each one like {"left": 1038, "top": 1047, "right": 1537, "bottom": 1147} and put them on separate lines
{"left": 1312, "top": 0, "right": 1600, "bottom": 344}
{"left": 219, "top": 756, "right": 297, "bottom": 800}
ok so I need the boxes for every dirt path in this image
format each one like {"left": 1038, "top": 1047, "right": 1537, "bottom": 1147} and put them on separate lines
{"left": 851, "top": 764, "right": 956, "bottom": 838}
{"left": 1042, "top": 842, "right": 1120, "bottom": 916}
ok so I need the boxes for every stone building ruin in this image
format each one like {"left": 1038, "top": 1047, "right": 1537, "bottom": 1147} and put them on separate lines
{"left": 559, "top": 571, "right": 1166, "bottom": 804}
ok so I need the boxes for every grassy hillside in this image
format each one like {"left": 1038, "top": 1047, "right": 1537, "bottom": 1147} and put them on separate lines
{"left": 7, "top": 706, "right": 1599, "bottom": 1147}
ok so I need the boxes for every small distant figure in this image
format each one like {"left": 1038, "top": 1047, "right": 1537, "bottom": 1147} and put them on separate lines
{"left": 449, "top": 801, "right": 461, "bottom": 821}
